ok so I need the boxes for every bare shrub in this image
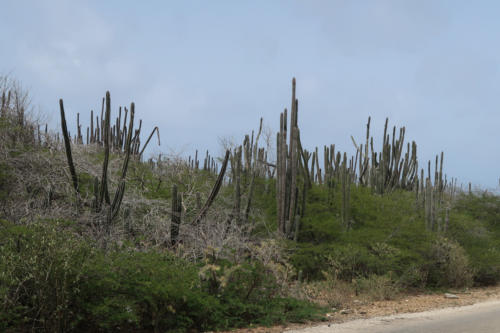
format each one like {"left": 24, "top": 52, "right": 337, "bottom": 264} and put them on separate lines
{"left": 355, "top": 274, "right": 399, "bottom": 301}
{"left": 298, "top": 273, "right": 355, "bottom": 308}
{"left": 0, "top": 75, "right": 44, "bottom": 149}
{"left": 430, "top": 237, "right": 473, "bottom": 288}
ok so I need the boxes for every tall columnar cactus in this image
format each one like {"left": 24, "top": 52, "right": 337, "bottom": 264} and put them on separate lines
{"left": 1, "top": 91, "right": 6, "bottom": 118}
{"left": 276, "top": 78, "right": 305, "bottom": 239}
{"left": 107, "top": 101, "right": 135, "bottom": 224}
{"left": 98, "top": 92, "right": 112, "bottom": 211}
{"left": 59, "top": 99, "right": 79, "bottom": 195}
{"left": 287, "top": 81, "right": 299, "bottom": 236}
{"left": 243, "top": 118, "right": 264, "bottom": 223}
{"left": 230, "top": 146, "right": 242, "bottom": 224}
{"left": 138, "top": 126, "right": 160, "bottom": 159}
{"left": 276, "top": 108, "right": 287, "bottom": 233}
{"left": 341, "top": 152, "right": 352, "bottom": 229}
{"left": 170, "top": 184, "right": 182, "bottom": 246}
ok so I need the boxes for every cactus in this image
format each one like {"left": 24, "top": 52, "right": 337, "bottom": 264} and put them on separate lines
{"left": 76, "top": 113, "right": 82, "bottom": 144}
{"left": 1, "top": 91, "right": 5, "bottom": 118}
{"left": 230, "top": 146, "right": 242, "bottom": 224}
{"left": 98, "top": 92, "right": 112, "bottom": 211}
{"left": 341, "top": 152, "right": 351, "bottom": 229}
{"left": 277, "top": 108, "right": 287, "bottom": 233}
{"left": 59, "top": 99, "right": 79, "bottom": 195}
{"left": 192, "top": 150, "right": 230, "bottom": 224}
{"left": 60, "top": 92, "right": 136, "bottom": 227}
{"left": 276, "top": 78, "right": 307, "bottom": 239}
{"left": 107, "top": 101, "right": 135, "bottom": 223}
{"left": 170, "top": 184, "right": 182, "bottom": 246}
{"left": 138, "top": 126, "right": 160, "bottom": 159}
{"left": 300, "top": 146, "right": 312, "bottom": 189}
{"left": 242, "top": 118, "right": 264, "bottom": 223}
{"left": 287, "top": 89, "right": 299, "bottom": 236}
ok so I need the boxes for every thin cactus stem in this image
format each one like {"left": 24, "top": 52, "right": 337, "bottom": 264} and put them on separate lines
{"left": 98, "top": 92, "right": 111, "bottom": 211}
{"left": 110, "top": 102, "right": 135, "bottom": 221}
{"left": 59, "top": 99, "right": 79, "bottom": 195}
{"left": 244, "top": 170, "right": 256, "bottom": 223}
{"left": 100, "top": 97, "right": 104, "bottom": 145}
{"left": 171, "top": 184, "right": 180, "bottom": 246}
{"left": 192, "top": 150, "right": 230, "bottom": 224}
{"left": 1, "top": 91, "right": 5, "bottom": 118}
{"left": 77, "top": 113, "right": 82, "bottom": 144}
{"left": 90, "top": 110, "right": 94, "bottom": 143}
{"left": 138, "top": 126, "right": 160, "bottom": 158}
{"left": 232, "top": 147, "right": 242, "bottom": 224}
{"left": 287, "top": 96, "right": 298, "bottom": 236}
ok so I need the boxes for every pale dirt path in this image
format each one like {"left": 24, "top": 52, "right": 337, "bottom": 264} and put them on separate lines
{"left": 287, "top": 300, "right": 500, "bottom": 333}
{"left": 217, "top": 285, "right": 500, "bottom": 333}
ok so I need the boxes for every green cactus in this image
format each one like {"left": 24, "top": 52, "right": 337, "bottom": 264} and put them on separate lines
{"left": 171, "top": 184, "right": 182, "bottom": 246}
{"left": 192, "top": 150, "right": 230, "bottom": 224}
{"left": 59, "top": 99, "right": 79, "bottom": 195}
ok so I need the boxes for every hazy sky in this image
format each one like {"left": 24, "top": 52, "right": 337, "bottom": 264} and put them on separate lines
{"left": 1, "top": 0, "right": 500, "bottom": 188}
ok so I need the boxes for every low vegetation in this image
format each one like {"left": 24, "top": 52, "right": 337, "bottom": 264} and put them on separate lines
{"left": 1, "top": 75, "right": 499, "bottom": 331}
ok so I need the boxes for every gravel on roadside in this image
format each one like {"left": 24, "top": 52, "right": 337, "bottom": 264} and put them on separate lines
{"left": 215, "top": 285, "right": 500, "bottom": 333}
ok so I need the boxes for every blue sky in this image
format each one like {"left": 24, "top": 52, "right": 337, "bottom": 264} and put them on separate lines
{"left": 1, "top": 1, "right": 500, "bottom": 188}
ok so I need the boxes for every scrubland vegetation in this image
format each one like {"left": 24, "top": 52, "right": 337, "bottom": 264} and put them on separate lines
{"left": 1, "top": 75, "right": 500, "bottom": 331}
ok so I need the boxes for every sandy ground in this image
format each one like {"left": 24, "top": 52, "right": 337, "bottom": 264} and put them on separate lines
{"left": 288, "top": 300, "right": 500, "bottom": 333}
{"left": 216, "top": 285, "right": 500, "bottom": 333}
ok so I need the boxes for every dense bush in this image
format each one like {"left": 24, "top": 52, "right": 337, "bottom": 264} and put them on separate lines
{"left": 448, "top": 194, "right": 500, "bottom": 285}
{"left": 425, "top": 237, "right": 473, "bottom": 288}
{"left": 287, "top": 185, "right": 500, "bottom": 290}
{"left": 0, "top": 220, "right": 323, "bottom": 332}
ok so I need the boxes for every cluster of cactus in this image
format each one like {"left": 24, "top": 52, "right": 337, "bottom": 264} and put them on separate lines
{"left": 417, "top": 152, "right": 449, "bottom": 232}
{"left": 225, "top": 118, "right": 264, "bottom": 225}
{"left": 353, "top": 117, "right": 419, "bottom": 193}
{"left": 304, "top": 117, "right": 420, "bottom": 194}
{"left": 68, "top": 97, "right": 160, "bottom": 158}
{"left": 188, "top": 150, "right": 200, "bottom": 170}
{"left": 185, "top": 150, "right": 220, "bottom": 175}
{"left": 304, "top": 145, "right": 355, "bottom": 229}
{"left": 271, "top": 80, "right": 456, "bottom": 234}
{"left": 203, "top": 150, "right": 218, "bottom": 174}
{"left": 60, "top": 92, "right": 135, "bottom": 227}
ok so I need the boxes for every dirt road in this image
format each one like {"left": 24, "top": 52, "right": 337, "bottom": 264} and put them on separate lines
{"left": 219, "top": 286, "right": 500, "bottom": 333}
{"left": 287, "top": 300, "right": 500, "bottom": 332}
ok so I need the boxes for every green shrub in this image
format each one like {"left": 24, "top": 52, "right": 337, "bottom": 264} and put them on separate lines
{"left": 199, "top": 256, "right": 324, "bottom": 328}
{"left": 425, "top": 237, "right": 473, "bottom": 288}
{"left": 0, "top": 219, "right": 93, "bottom": 331}
{"left": 449, "top": 195, "right": 500, "bottom": 285}
{"left": 0, "top": 220, "right": 323, "bottom": 332}
{"left": 290, "top": 242, "right": 336, "bottom": 280}
{"left": 79, "top": 248, "right": 220, "bottom": 332}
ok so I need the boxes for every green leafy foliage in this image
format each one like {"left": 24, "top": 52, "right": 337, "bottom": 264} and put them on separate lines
{"left": 0, "top": 220, "right": 323, "bottom": 332}
{"left": 287, "top": 184, "right": 500, "bottom": 290}
{"left": 449, "top": 193, "right": 500, "bottom": 285}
